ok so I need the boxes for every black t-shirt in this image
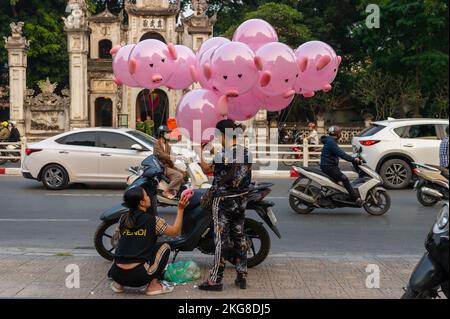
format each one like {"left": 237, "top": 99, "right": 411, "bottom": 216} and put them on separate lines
{"left": 114, "top": 210, "right": 168, "bottom": 264}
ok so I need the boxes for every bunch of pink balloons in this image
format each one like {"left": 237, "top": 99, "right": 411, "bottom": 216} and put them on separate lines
{"left": 110, "top": 19, "right": 342, "bottom": 144}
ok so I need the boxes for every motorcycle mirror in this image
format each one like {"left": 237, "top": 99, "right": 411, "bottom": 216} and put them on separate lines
{"left": 131, "top": 144, "right": 144, "bottom": 152}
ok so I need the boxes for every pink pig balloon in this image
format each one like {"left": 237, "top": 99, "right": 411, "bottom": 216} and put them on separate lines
{"left": 128, "top": 39, "right": 178, "bottom": 89}
{"left": 111, "top": 44, "right": 140, "bottom": 87}
{"left": 254, "top": 87, "right": 295, "bottom": 112}
{"left": 204, "top": 42, "right": 260, "bottom": 97}
{"left": 203, "top": 42, "right": 261, "bottom": 116}
{"left": 254, "top": 42, "right": 299, "bottom": 98}
{"left": 165, "top": 45, "right": 196, "bottom": 90}
{"left": 294, "top": 41, "right": 342, "bottom": 98}
{"left": 227, "top": 91, "right": 262, "bottom": 121}
{"left": 176, "top": 89, "right": 224, "bottom": 144}
{"left": 196, "top": 37, "right": 230, "bottom": 58}
{"left": 233, "top": 19, "right": 278, "bottom": 52}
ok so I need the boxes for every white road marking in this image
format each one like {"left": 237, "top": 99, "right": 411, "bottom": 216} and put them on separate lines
{"left": 0, "top": 219, "right": 90, "bottom": 222}
{"left": 45, "top": 193, "right": 121, "bottom": 197}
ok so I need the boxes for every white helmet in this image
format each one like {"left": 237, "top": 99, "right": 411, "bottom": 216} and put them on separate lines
{"left": 10, "top": 121, "right": 16, "bottom": 126}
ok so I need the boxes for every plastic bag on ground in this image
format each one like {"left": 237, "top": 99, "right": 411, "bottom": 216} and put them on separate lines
{"left": 163, "top": 260, "right": 201, "bottom": 283}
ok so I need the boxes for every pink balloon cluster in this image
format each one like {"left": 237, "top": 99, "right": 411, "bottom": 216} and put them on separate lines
{"left": 110, "top": 19, "right": 342, "bottom": 144}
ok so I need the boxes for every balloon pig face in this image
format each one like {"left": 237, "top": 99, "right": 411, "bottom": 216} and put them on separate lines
{"left": 180, "top": 188, "right": 194, "bottom": 200}
{"left": 111, "top": 44, "right": 140, "bottom": 87}
{"left": 255, "top": 42, "right": 299, "bottom": 98}
{"left": 294, "top": 41, "right": 342, "bottom": 98}
{"left": 192, "top": 46, "right": 219, "bottom": 92}
{"left": 203, "top": 42, "right": 261, "bottom": 98}
{"left": 128, "top": 39, "right": 178, "bottom": 89}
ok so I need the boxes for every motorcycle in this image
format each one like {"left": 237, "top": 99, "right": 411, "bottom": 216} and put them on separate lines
{"left": 0, "top": 143, "right": 20, "bottom": 165}
{"left": 94, "top": 155, "right": 281, "bottom": 268}
{"left": 126, "top": 155, "right": 211, "bottom": 207}
{"left": 412, "top": 163, "right": 449, "bottom": 207}
{"left": 402, "top": 200, "right": 449, "bottom": 299}
{"left": 288, "top": 151, "right": 391, "bottom": 216}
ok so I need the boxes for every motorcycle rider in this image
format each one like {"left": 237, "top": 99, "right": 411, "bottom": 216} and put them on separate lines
{"left": 8, "top": 121, "right": 20, "bottom": 143}
{"left": 0, "top": 121, "right": 10, "bottom": 141}
{"left": 154, "top": 125, "right": 184, "bottom": 200}
{"left": 320, "top": 126, "right": 363, "bottom": 206}
{"left": 307, "top": 123, "right": 319, "bottom": 146}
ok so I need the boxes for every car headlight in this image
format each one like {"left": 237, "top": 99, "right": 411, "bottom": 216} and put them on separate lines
{"left": 436, "top": 204, "right": 449, "bottom": 230}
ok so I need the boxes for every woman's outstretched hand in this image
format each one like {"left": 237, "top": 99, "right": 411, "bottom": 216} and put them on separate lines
{"left": 178, "top": 195, "right": 189, "bottom": 211}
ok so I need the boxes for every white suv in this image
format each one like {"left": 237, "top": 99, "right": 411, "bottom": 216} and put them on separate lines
{"left": 352, "top": 118, "right": 448, "bottom": 189}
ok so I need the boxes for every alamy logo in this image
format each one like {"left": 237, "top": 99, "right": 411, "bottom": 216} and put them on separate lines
{"left": 65, "top": 264, "right": 80, "bottom": 289}
{"left": 366, "top": 4, "right": 380, "bottom": 29}
{"left": 365, "top": 264, "right": 380, "bottom": 289}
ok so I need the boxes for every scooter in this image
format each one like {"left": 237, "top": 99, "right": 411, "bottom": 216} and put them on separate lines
{"left": 126, "top": 155, "right": 211, "bottom": 207}
{"left": 94, "top": 155, "right": 281, "bottom": 268}
{"left": 288, "top": 151, "right": 391, "bottom": 216}
{"left": 412, "top": 163, "right": 449, "bottom": 207}
{"left": 0, "top": 143, "right": 20, "bottom": 165}
{"left": 402, "top": 200, "right": 449, "bottom": 299}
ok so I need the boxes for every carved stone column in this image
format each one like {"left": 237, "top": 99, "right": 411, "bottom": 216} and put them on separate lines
{"left": 63, "top": 0, "right": 90, "bottom": 129}
{"left": 4, "top": 22, "right": 30, "bottom": 135}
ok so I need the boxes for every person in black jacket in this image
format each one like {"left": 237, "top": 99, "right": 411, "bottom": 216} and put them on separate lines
{"left": 8, "top": 121, "right": 20, "bottom": 143}
{"left": 320, "top": 126, "right": 363, "bottom": 205}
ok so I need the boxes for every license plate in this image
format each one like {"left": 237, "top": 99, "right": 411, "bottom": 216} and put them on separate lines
{"left": 267, "top": 208, "right": 277, "bottom": 225}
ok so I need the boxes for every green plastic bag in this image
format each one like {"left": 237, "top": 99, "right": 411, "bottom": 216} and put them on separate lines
{"left": 164, "top": 260, "right": 201, "bottom": 283}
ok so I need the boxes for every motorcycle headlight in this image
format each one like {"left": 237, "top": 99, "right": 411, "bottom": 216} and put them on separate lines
{"left": 436, "top": 204, "right": 449, "bottom": 230}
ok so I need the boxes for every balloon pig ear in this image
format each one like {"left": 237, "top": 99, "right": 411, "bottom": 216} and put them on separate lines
{"left": 337, "top": 56, "right": 342, "bottom": 65}
{"left": 260, "top": 71, "right": 271, "bottom": 87}
{"left": 316, "top": 55, "right": 332, "bottom": 71}
{"left": 113, "top": 76, "right": 123, "bottom": 86}
{"left": 167, "top": 43, "right": 178, "bottom": 60}
{"left": 298, "top": 57, "right": 308, "bottom": 72}
{"left": 190, "top": 65, "right": 198, "bottom": 82}
{"left": 203, "top": 63, "right": 212, "bottom": 80}
{"left": 254, "top": 56, "right": 263, "bottom": 71}
{"left": 129, "top": 58, "right": 137, "bottom": 75}
{"left": 110, "top": 45, "right": 121, "bottom": 57}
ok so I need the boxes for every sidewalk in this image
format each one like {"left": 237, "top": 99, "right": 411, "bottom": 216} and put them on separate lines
{"left": 0, "top": 250, "right": 421, "bottom": 299}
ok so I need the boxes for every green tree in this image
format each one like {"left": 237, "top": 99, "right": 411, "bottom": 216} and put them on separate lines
{"left": 0, "top": 0, "right": 69, "bottom": 89}
{"left": 352, "top": 0, "right": 449, "bottom": 116}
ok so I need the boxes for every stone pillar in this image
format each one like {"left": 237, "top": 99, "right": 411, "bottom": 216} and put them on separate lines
{"left": 63, "top": 0, "right": 90, "bottom": 129}
{"left": 4, "top": 22, "right": 30, "bottom": 135}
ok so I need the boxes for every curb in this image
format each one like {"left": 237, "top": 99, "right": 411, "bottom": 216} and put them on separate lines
{"left": 0, "top": 167, "right": 21, "bottom": 176}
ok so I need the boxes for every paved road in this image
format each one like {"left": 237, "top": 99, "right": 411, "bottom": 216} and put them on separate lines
{"left": 0, "top": 176, "right": 441, "bottom": 256}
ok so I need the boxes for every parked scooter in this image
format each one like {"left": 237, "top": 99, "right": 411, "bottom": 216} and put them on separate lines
{"left": 412, "top": 163, "right": 449, "bottom": 207}
{"left": 288, "top": 150, "right": 391, "bottom": 216}
{"left": 0, "top": 144, "right": 20, "bottom": 165}
{"left": 126, "top": 154, "right": 211, "bottom": 207}
{"left": 402, "top": 200, "right": 449, "bottom": 299}
{"left": 94, "top": 155, "right": 281, "bottom": 268}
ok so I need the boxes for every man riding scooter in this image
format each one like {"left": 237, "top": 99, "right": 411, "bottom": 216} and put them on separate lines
{"left": 154, "top": 125, "right": 184, "bottom": 200}
{"left": 320, "top": 126, "right": 363, "bottom": 206}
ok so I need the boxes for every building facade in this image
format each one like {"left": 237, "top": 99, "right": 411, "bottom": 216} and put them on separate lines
{"left": 64, "top": 0, "right": 215, "bottom": 131}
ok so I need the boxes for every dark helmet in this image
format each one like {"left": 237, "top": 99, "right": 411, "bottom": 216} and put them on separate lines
{"left": 328, "top": 125, "right": 342, "bottom": 137}
{"left": 157, "top": 125, "right": 172, "bottom": 138}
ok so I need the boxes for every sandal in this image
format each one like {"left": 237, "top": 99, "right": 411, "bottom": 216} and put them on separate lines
{"left": 111, "top": 282, "right": 125, "bottom": 293}
{"left": 145, "top": 281, "right": 174, "bottom": 296}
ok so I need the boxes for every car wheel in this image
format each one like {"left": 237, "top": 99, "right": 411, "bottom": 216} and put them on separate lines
{"left": 380, "top": 159, "right": 412, "bottom": 189}
{"left": 41, "top": 164, "right": 69, "bottom": 190}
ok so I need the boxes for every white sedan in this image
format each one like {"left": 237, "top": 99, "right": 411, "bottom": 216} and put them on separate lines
{"left": 21, "top": 128, "right": 195, "bottom": 190}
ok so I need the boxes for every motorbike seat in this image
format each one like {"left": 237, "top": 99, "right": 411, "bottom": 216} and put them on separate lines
{"left": 302, "top": 167, "right": 334, "bottom": 179}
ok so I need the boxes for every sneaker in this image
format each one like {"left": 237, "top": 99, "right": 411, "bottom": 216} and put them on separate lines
{"left": 198, "top": 281, "right": 223, "bottom": 292}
